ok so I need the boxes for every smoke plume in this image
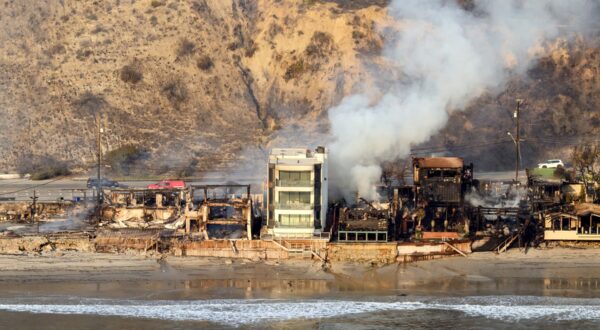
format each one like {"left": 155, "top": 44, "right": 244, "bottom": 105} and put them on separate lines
{"left": 328, "top": 0, "right": 599, "bottom": 201}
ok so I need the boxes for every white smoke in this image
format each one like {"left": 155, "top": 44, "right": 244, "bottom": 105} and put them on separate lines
{"left": 328, "top": 0, "right": 599, "bottom": 201}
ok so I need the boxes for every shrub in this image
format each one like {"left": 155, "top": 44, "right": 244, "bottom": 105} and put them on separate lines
{"left": 30, "top": 164, "right": 71, "bottom": 180}
{"left": 284, "top": 60, "right": 305, "bottom": 81}
{"left": 16, "top": 154, "right": 71, "bottom": 180}
{"left": 244, "top": 42, "right": 257, "bottom": 57}
{"left": 72, "top": 92, "right": 107, "bottom": 117}
{"left": 150, "top": 0, "right": 164, "bottom": 8}
{"left": 120, "top": 64, "right": 143, "bottom": 84}
{"left": 268, "top": 22, "right": 283, "bottom": 39}
{"left": 91, "top": 24, "right": 107, "bottom": 34}
{"left": 554, "top": 166, "right": 574, "bottom": 182}
{"left": 191, "top": 1, "right": 210, "bottom": 13}
{"left": 176, "top": 38, "right": 196, "bottom": 58}
{"left": 155, "top": 164, "right": 171, "bottom": 175}
{"left": 86, "top": 14, "right": 98, "bottom": 21}
{"left": 76, "top": 48, "right": 93, "bottom": 61}
{"left": 176, "top": 159, "right": 199, "bottom": 178}
{"left": 46, "top": 43, "right": 66, "bottom": 57}
{"left": 352, "top": 30, "right": 365, "bottom": 41}
{"left": 305, "top": 31, "right": 334, "bottom": 58}
{"left": 196, "top": 55, "right": 214, "bottom": 71}
{"left": 161, "top": 79, "right": 188, "bottom": 106}
{"left": 105, "top": 144, "right": 149, "bottom": 176}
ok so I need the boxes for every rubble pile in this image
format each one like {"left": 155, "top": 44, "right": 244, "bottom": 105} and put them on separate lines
{"left": 339, "top": 199, "right": 390, "bottom": 232}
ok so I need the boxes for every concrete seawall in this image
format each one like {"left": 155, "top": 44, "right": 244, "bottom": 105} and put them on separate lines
{"left": 0, "top": 234, "right": 471, "bottom": 263}
{"left": 327, "top": 243, "right": 398, "bottom": 263}
{"left": 0, "top": 234, "right": 93, "bottom": 254}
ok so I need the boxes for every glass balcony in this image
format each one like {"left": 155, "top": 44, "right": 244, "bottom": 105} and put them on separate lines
{"left": 275, "top": 219, "right": 313, "bottom": 228}
{"left": 274, "top": 203, "right": 314, "bottom": 210}
{"left": 275, "top": 179, "right": 314, "bottom": 187}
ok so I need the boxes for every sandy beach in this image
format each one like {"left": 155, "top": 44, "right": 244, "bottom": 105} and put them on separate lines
{"left": 1, "top": 247, "right": 599, "bottom": 298}
{"left": 1, "top": 248, "right": 600, "bottom": 329}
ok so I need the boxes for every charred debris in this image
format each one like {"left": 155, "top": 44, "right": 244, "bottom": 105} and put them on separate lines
{"left": 1, "top": 148, "right": 599, "bottom": 257}
{"left": 330, "top": 155, "right": 596, "bottom": 250}
{"left": 98, "top": 184, "right": 261, "bottom": 240}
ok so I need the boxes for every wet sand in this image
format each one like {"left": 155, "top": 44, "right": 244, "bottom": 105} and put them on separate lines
{"left": 1, "top": 248, "right": 599, "bottom": 329}
{"left": 0, "top": 247, "right": 599, "bottom": 299}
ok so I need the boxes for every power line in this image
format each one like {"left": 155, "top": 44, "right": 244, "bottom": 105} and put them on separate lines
{"left": 410, "top": 140, "right": 511, "bottom": 155}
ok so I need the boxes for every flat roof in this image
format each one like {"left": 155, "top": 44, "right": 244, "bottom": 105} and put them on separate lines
{"left": 270, "top": 148, "right": 309, "bottom": 156}
{"left": 104, "top": 188, "right": 185, "bottom": 192}
{"left": 190, "top": 184, "right": 250, "bottom": 189}
{"left": 271, "top": 158, "right": 321, "bottom": 165}
{"left": 415, "top": 157, "right": 464, "bottom": 169}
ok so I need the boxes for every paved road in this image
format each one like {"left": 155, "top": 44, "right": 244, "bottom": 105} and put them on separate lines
{"left": 0, "top": 171, "right": 526, "bottom": 203}
{"left": 0, "top": 177, "right": 263, "bottom": 202}
{"left": 475, "top": 170, "right": 527, "bottom": 182}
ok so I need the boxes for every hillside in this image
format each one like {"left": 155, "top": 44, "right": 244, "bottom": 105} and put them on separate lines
{"left": 429, "top": 40, "right": 600, "bottom": 170}
{"left": 1, "top": 0, "right": 599, "bottom": 175}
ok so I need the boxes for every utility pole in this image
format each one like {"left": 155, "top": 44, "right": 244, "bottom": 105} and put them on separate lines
{"left": 30, "top": 189, "right": 38, "bottom": 232}
{"left": 28, "top": 119, "right": 32, "bottom": 153}
{"left": 514, "top": 99, "right": 523, "bottom": 182}
{"left": 515, "top": 99, "right": 523, "bottom": 182}
{"left": 507, "top": 100, "right": 523, "bottom": 183}
{"left": 96, "top": 114, "right": 103, "bottom": 203}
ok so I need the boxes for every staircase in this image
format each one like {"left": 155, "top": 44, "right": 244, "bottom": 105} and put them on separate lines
{"left": 271, "top": 238, "right": 325, "bottom": 260}
{"left": 495, "top": 215, "right": 531, "bottom": 254}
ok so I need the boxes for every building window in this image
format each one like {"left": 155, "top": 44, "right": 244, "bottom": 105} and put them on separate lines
{"left": 279, "top": 171, "right": 311, "bottom": 181}
{"left": 279, "top": 214, "right": 312, "bottom": 227}
{"left": 278, "top": 171, "right": 312, "bottom": 187}
{"left": 279, "top": 191, "right": 310, "bottom": 204}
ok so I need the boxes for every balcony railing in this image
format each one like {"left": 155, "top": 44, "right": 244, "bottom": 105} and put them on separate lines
{"left": 275, "top": 219, "right": 313, "bottom": 228}
{"left": 276, "top": 179, "right": 314, "bottom": 187}
{"left": 274, "top": 203, "right": 314, "bottom": 210}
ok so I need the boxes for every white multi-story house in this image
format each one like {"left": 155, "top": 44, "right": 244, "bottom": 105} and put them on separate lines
{"left": 266, "top": 147, "right": 328, "bottom": 238}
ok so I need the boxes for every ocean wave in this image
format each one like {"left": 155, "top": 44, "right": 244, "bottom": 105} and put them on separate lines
{"left": 0, "top": 296, "right": 599, "bottom": 325}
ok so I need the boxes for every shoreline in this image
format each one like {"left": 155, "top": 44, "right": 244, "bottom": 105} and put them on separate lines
{"left": 1, "top": 248, "right": 599, "bottom": 329}
{"left": 0, "top": 247, "right": 599, "bottom": 300}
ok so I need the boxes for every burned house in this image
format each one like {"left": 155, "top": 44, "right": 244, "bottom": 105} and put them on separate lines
{"left": 411, "top": 157, "right": 474, "bottom": 237}
{"left": 0, "top": 201, "right": 72, "bottom": 222}
{"left": 527, "top": 167, "right": 585, "bottom": 211}
{"left": 186, "top": 185, "right": 257, "bottom": 240}
{"left": 266, "top": 147, "right": 328, "bottom": 239}
{"left": 337, "top": 198, "right": 391, "bottom": 242}
{"left": 544, "top": 203, "right": 600, "bottom": 241}
{"left": 527, "top": 168, "right": 564, "bottom": 211}
{"left": 100, "top": 188, "right": 189, "bottom": 229}
{"left": 413, "top": 157, "right": 473, "bottom": 206}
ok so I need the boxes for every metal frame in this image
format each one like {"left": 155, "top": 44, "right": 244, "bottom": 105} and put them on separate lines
{"left": 337, "top": 230, "right": 388, "bottom": 242}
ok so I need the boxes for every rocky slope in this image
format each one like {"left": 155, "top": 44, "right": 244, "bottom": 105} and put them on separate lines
{"left": 0, "top": 0, "right": 598, "bottom": 174}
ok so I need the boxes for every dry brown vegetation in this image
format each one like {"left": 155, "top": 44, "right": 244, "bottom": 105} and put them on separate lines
{"left": 161, "top": 79, "right": 188, "bottom": 108}
{"left": 0, "top": 0, "right": 390, "bottom": 174}
{"left": 0, "top": 0, "right": 598, "bottom": 174}
{"left": 120, "top": 64, "right": 143, "bottom": 84}
{"left": 431, "top": 41, "right": 600, "bottom": 170}
{"left": 196, "top": 55, "right": 214, "bottom": 71}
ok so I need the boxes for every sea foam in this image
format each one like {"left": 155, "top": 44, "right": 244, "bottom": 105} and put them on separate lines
{"left": 0, "top": 296, "right": 598, "bottom": 325}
